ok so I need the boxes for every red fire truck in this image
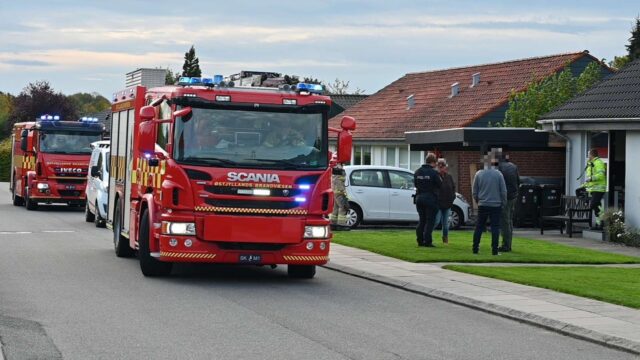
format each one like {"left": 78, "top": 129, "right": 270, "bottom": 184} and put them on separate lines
{"left": 10, "top": 116, "right": 105, "bottom": 210}
{"left": 108, "top": 77, "right": 355, "bottom": 278}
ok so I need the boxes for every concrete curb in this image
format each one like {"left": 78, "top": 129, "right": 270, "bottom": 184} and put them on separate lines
{"left": 323, "top": 262, "right": 640, "bottom": 356}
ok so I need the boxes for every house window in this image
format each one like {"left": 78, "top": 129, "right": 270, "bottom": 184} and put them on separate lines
{"left": 410, "top": 150, "right": 422, "bottom": 170}
{"left": 399, "top": 147, "right": 409, "bottom": 169}
{"left": 354, "top": 145, "right": 372, "bottom": 165}
{"left": 386, "top": 147, "right": 396, "bottom": 166}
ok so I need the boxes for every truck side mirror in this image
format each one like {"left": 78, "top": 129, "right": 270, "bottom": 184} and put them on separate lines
{"left": 336, "top": 131, "right": 352, "bottom": 164}
{"left": 20, "top": 130, "right": 33, "bottom": 152}
{"left": 137, "top": 121, "right": 156, "bottom": 158}
{"left": 20, "top": 136, "right": 27, "bottom": 152}
{"left": 90, "top": 165, "right": 100, "bottom": 178}
{"left": 140, "top": 105, "right": 156, "bottom": 122}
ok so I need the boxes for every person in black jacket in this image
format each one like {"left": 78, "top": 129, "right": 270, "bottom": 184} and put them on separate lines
{"left": 414, "top": 153, "right": 442, "bottom": 247}
{"left": 497, "top": 150, "right": 520, "bottom": 252}
{"left": 434, "top": 158, "right": 456, "bottom": 244}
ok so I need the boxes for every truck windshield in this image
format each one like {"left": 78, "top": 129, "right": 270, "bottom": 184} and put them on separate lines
{"left": 39, "top": 131, "right": 102, "bottom": 154}
{"left": 174, "top": 107, "right": 327, "bottom": 169}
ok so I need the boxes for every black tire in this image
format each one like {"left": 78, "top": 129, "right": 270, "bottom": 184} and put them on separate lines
{"left": 94, "top": 201, "right": 106, "bottom": 228}
{"left": 287, "top": 265, "right": 316, "bottom": 279}
{"left": 450, "top": 206, "right": 464, "bottom": 230}
{"left": 85, "top": 201, "right": 95, "bottom": 222}
{"left": 25, "top": 186, "right": 37, "bottom": 210}
{"left": 345, "top": 203, "right": 362, "bottom": 229}
{"left": 139, "top": 209, "right": 172, "bottom": 277}
{"left": 12, "top": 176, "right": 24, "bottom": 206}
{"left": 114, "top": 199, "right": 135, "bottom": 258}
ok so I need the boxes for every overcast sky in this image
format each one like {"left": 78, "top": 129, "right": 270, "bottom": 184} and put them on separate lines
{"left": 0, "top": 1, "right": 638, "bottom": 98}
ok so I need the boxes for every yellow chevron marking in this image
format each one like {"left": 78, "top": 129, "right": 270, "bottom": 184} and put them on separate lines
{"left": 194, "top": 206, "right": 307, "bottom": 215}
{"left": 160, "top": 251, "right": 217, "bottom": 259}
{"left": 283, "top": 255, "right": 329, "bottom": 261}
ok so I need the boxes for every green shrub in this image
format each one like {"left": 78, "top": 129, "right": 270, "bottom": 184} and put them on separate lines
{"left": 0, "top": 137, "right": 12, "bottom": 182}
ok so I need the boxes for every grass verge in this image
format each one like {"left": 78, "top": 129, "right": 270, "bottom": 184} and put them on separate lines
{"left": 332, "top": 230, "right": 640, "bottom": 264}
{"left": 443, "top": 265, "right": 640, "bottom": 309}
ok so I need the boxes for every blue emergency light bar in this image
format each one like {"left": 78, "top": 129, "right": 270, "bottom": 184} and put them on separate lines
{"left": 178, "top": 76, "right": 225, "bottom": 87}
{"left": 39, "top": 114, "right": 61, "bottom": 121}
{"left": 295, "top": 83, "right": 324, "bottom": 94}
{"left": 80, "top": 117, "right": 99, "bottom": 122}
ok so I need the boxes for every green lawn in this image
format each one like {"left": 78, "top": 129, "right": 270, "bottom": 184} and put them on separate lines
{"left": 443, "top": 266, "right": 640, "bottom": 309}
{"left": 332, "top": 230, "right": 640, "bottom": 264}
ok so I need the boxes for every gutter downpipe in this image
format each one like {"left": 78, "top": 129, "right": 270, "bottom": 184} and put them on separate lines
{"left": 551, "top": 120, "right": 572, "bottom": 195}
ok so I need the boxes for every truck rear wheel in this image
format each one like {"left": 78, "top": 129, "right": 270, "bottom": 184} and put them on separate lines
{"left": 25, "top": 186, "right": 37, "bottom": 210}
{"left": 85, "top": 202, "right": 95, "bottom": 222}
{"left": 113, "top": 199, "right": 134, "bottom": 258}
{"left": 139, "top": 209, "right": 172, "bottom": 277}
{"left": 287, "top": 265, "right": 316, "bottom": 279}
{"left": 12, "top": 177, "right": 24, "bottom": 206}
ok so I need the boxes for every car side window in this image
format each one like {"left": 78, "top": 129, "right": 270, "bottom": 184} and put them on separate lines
{"left": 388, "top": 171, "right": 415, "bottom": 190}
{"left": 96, "top": 153, "right": 103, "bottom": 179}
{"left": 350, "top": 170, "right": 385, "bottom": 187}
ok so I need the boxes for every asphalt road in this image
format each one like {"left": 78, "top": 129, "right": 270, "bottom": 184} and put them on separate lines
{"left": 0, "top": 183, "right": 634, "bottom": 360}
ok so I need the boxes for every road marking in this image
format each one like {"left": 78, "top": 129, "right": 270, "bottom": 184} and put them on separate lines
{"left": 42, "top": 230, "right": 75, "bottom": 233}
{"left": 0, "top": 231, "right": 32, "bottom": 234}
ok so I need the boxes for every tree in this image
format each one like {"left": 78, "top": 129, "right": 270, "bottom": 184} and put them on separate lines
{"left": 67, "top": 92, "right": 111, "bottom": 115}
{"left": 181, "top": 45, "right": 202, "bottom": 77}
{"left": 627, "top": 16, "right": 640, "bottom": 61}
{"left": 0, "top": 92, "right": 14, "bottom": 137}
{"left": 8, "top": 81, "right": 77, "bottom": 127}
{"left": 165, "top": 68, "right": 180, "bottom": 85}
{"left": 608, "top": 55, "right": 630, "bottom": 70}
{"left": 502, "top": 62, "right": 603, "bottom": 128}
{"left": 325, "top": 78, "right": 366, "bottom": 95}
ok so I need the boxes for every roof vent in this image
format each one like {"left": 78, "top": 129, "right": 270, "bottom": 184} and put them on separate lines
{"left": 407, "top": 94, "right": 415, "bottom": 109}
{"left": 450, "top": 82, "right": 460, "bottom": 98}
{"left": 471, "top": 72, "right": 481, "bottom": 87}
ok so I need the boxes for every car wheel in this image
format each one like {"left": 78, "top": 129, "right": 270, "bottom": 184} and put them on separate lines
{"left": 12, "top": 176, "right": 24, "bottom": 206}
{"left": 114, "top": 199, "right": 135, "bottom": 258}
{"left": 287, "top": 265, "right": 316, "bottom": 279}
{"left": 85, "top": 201, "right": 95, "bottom": 222}
{"left": 94, "top": 201, "right": 105, "bottom": 228}
{"left": 449, "top": 206, "right": 464, "bottom": 230}
{"left": 139, "top": 208, "right": 172, "bottom": 277}
{"left": 345, "top": 203, "right": 362, "bottom": 229}
{"left": 25, "top": 186, "right": 37, "bottom": 210}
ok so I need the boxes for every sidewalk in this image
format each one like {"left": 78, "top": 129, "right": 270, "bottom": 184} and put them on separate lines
{"left": 324, "top": 232, "right": 640, "bottom": 355}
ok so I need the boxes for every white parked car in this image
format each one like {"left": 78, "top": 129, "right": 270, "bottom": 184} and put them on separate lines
{"left": 344, "top": 165, "right": 471, "bottom": 229}
{"left": 85, "top": 141, "right": 110, "bottom": 227}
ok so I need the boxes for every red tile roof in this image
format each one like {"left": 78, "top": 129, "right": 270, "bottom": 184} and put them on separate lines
{"left": 330, "top": 51, "right": 599, "bottom": 140}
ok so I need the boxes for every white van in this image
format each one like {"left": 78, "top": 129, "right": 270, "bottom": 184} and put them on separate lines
{"left": 85, "top": 140, "right": 110, "bottom": 227}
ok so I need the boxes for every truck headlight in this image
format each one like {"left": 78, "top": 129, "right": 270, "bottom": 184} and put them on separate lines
{"left": 37, "top": 183, "right": 49, "bottom": 190}
{"left": 161, "top": 221, "right": 196, "bottom": 235}
{"left": 304, "top": 226, "right": 329, "bottom": 239}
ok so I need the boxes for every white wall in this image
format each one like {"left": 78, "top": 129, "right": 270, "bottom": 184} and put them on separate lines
{"left": 625, "top": 132, "right": 640, "bottom": 228}
{"left": 566, "top": 131, "right": 587, "bottom": 195}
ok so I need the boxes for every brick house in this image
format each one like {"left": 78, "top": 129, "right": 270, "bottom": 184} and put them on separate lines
{"left": 330, "top": 51, "right": 612, "bottom": 203}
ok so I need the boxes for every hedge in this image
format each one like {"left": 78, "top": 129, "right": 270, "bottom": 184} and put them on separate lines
{"left": 0, "top": 137, "right": 12, "bottom": 182}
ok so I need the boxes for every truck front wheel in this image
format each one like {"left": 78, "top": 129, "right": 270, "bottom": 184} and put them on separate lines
{"left": 287, "top": 265, "right": 316, "bottom": 279}
{"left": 139, "top": 209, "right": 172, "bottom": 277}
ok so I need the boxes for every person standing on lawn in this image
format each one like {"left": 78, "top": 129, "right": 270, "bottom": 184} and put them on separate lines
{"left": 472, "top": 150, "right": 507, "bottom": 255}
{"left": 497, "top": 150, "right": 519, "bottom": 252}
{"left": 434, "top": 158, "right": 456, "bottom": 245}
{"left": 581, "top": 148, "right": 607, "bottom": 230}
{"left": 414, "top": 152, "right": 442, "bottom": 247}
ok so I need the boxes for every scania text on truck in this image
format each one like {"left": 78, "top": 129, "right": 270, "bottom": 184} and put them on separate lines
{"left": 10, "top": 115, "right": 105, "bottom": 210}
{"left": 108, "top": 77, "right": 355, "bottom": 278}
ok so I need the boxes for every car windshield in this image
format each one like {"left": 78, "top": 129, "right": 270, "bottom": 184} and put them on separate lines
{"left": 40, "top": 131, "right": 102, "bottom": 154}
{"left": 173, "top": 107, "right": 327, "bottom": 169}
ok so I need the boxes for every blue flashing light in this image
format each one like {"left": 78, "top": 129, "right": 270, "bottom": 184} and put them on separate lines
{"left": 202, "top": 77, "right": 214, "bottom": 86}
{"left": 295, "top": 197, "right": 306, "bottom": 203}
{"left": 178, "top": 77, "right": 191, "bottom": 85}
{"left": 144, "top": 152, "right": 152, "bottom": 159}
{"left": 299, "top": 184, "right": 311, "bottom": 190}
{"left": 189, "top": 77, "right": 203, "bottom": 85}
{"left": 39, "top": 114, "right": 61, "bottom": 121}
{"left": 214, "top": 75, "right": 223, "bottom": 84}
{"left": 53, "top": 115, "right": 60, "bottom": 120}
{"left": 296, "top": 83, "right": 323, "bottom": 94}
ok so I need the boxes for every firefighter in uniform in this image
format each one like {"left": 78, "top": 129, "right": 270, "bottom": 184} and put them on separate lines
{"left": 330, "top": 163, "right": 350, "bottom": 231}
{"left": 581, "top": 148, "right": 607, "bottom": 229}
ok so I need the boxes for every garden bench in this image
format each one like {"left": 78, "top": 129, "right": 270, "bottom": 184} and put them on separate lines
{"left": 539, "top": 195, "right": 592, "bottom": 237}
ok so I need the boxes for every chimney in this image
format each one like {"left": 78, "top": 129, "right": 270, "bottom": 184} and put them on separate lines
{"left": 407, "top": 94, "right": 415, "bottom": 109}
{"left": 471, "top": 72, "right": 481, "bottom": 87}
{"left": 450, "top": 82, "right": 460, "bottom": 98}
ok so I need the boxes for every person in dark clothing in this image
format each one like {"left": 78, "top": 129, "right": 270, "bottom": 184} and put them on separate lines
{"left": 497, "top": 151, "right": 519, "bottom": 252}
{"left": 472, "top": 151, "right": 507, "bottom": 255}
{"left": 434, "top": 158, "right": 456, "bottom": 244}
{"left": 414, "top": 153, "right": 442, "bottom": 247}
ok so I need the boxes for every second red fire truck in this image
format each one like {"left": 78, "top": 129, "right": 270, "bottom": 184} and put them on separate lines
{"left": 108, "top": 77, "right": 355, "bottom": 278}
